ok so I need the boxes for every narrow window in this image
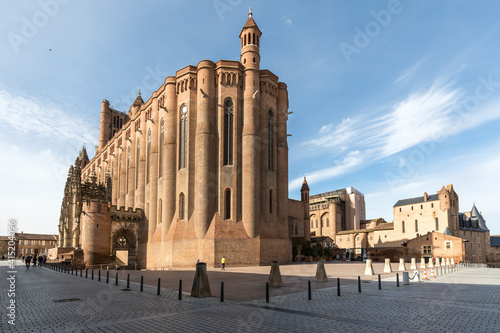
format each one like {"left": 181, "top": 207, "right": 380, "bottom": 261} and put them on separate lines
{"left": 159, "top": 118, "right": 164, "bottom": 178}
{"left": 399, "top": 208, "right": 401, "bottom": 212}
{"left": 117, "top": 152, "right": 121, "bottom": 198}
{"left": 431, "top": 203, "right": 434, "bottom": 208}
{"left": 179, "top": 193, "right": 185, "bottom": 220}
{"left": 158, "top": 199, "right": 162, "bottom": 225}
{"left": 435, "top": 217, "right": 439, "bottom": 230}
{"left": 421, "top": 204, "right": 423, "bottom": 209}
{"left": 136, "top": 139, "right": 140, "bottom": 189}
{"left": 326, "top": 218, "right": 329, "bottom": 227}
{"left": 179, "top": 105, "right": 188, "bottom": 169}
{"left": 268, "top": 110, "right": 274, "bottom": 171}
{"left": 402, "top": 221, "right": 405, "bottom": 233}
{"left": 147, "top": 129, "right": 151, "bottom": 184}
{"left": 415, "top": 219, "right": 418, "bottom": 232}
{"left": 269, "top": 189, "right": 273, "bottom": 214}
{"left": 253, "top": 33, "right": 255, "bottom": 44}
{"left": 126, "top": 146, "right": 130, "bottom": 192}
{"left": 411, "top": 206, "right": 413, "bottom": 210}
{"left": 223, "top": 99, "right": 234, "bottom": 165}
{"left": 225, "top": 189, "right": 231, "bottom": 220}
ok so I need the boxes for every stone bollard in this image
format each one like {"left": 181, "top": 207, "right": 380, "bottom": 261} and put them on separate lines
{"left": 190, "top": 262, "right": 212, "bottom": 298}
{"left": 420, "top": 258, "right": 426, "bottom": 269}
{"left": 268, "top": 261, "right": 283, "bottom": 287}
{"left": 402, "top": 271, "right": 410, "bottom": 285}
{"left": 410, "top": 258, "right": 417, "bottom": 270}
{"left": 446, "top": 257, "right": 450, "bottom": 266}
{"left": 384, "top": 259, "right": 392, "bottom": 273}
{"left": 441, "top": 257, "right": 446, "bottom": 267}
{"left": 315, "top": 261, "right": 328, "bottom": 282}
{"left": 398, "top": 258, "right": 406, "bottom": 271}
{"left": 364, "top": 259, "right": 374, "bottom": 275}
{"left": 428, "top": 258, "right": 434, "bottom": 268}
{"left": 451, "top": 258, "right": 455, "bottom": 266}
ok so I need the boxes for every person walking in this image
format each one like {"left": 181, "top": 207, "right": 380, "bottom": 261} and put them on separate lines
{"left": 32, "top": 255, "right": 37, "bottom": 267}
{"left": 221, "top": 256, "right": 226, "bottom": 271}
{"left": 25, "top": 255, "right": 31, "bottom": 269}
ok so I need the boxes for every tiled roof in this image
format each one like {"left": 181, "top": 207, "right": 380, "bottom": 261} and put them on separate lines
{"left": 394, "top": 194, "right": 439, "bottom": 207}
{"left": 374, "top": 222, "right": 394, "bottom": 231}
{"left": 490, "top": 236, "right": 500, "bottom": 247}
{"left": 15, "top": 233, "right": 58, "bottom": 240}
{"left": 336, "top": 229, "right": 374, "bottom": 235}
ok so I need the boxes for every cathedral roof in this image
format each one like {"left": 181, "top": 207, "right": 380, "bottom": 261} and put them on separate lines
{"left": 79, "top": 147, "right": 89, "bottom": 161}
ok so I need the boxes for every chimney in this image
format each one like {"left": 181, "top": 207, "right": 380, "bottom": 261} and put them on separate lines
{"left": 424, "top": 192, "right": 428, "bottom": 201}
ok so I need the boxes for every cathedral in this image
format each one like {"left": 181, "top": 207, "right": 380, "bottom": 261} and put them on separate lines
{"left": 57, "top": 10, "right": 305, "bottom": 269}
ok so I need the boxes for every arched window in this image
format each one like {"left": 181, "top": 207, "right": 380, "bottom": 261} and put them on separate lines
{"left": 159, "top": 119, "right": 164, "bottom": 178}
{"left": 126, "top": 146, "right": 130, "bottom": 192}
{"left": 158, "top": 199, "right": 162, "bottom": 225}
{"left": 269, "top": 189, "right": 273, "bottom": 214}
{"left": 147, "top": 129, "right": 151, "bottom": 184}
{"left": 252, "top": 33, "right": 255, "bottom": 44}
{"left": 268, "top": 110, "right": 274, "bottom": 171}
{"left": 179, "top": 105, "right": 188, "bottom": 169}
{"left": 224, "top": 99, "right": 234, "bottom": 165}
{"left": 136, "top": 139, "right": 140, "bottom": 189}
{"left": 179, "top": 193, "right": 185, "bottom": 220}
{"left": 225, "top": 188, "right": 231, "bottom": 220}
{"left": 244, "top": 34, "right": 247, "bottom": 46}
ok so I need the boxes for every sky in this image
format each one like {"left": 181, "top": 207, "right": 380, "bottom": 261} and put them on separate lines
{"left": 1, "top": 0, "right": 499, "bottom": 236}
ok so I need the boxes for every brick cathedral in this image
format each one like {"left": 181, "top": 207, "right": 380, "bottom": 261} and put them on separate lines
{"left": 57, "top": 10, "right": 309, "bottom": 269}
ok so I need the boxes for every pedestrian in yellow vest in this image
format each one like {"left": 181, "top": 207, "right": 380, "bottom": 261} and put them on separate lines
{"left": 221, "top": 256, "right": 226, "bottom": 271}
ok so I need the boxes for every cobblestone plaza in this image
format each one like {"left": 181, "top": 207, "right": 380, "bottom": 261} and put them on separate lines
{"left": 2, "top": 260, "right": 500, "bottom": 332}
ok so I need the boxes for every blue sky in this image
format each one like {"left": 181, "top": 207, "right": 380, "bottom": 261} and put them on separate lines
{"left": 1, "top": 0, "right": 499, "bottom": 236}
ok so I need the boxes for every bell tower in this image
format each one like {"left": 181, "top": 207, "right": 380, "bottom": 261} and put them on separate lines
{"left": 239, "top": 8, "right": 262, "bottom": 69}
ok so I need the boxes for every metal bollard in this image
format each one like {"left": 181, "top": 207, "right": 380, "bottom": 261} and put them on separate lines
{"left": 127, "top": 274, "right": 130, "bottom": 288}
{"left": 396, "top": 273, "right": 399, "bottom": 287}
{"left": 378, "top": 274, "right": 381, "bottom": 290}
{"left": 92, "top": 269, "right": 94, "bottom": 280}
{"left": 80, "top": 269, "right": 82, "bottom": 277}
{"left": 337, "top": 277, "right": 341, "bottom": 296}
{"left": 115, "top": 272, "right": 118, "bottom": 286}
{"left": 178, "top": 279, "right": 182, "bottom": 301}
{"left": 140, "top": 276, "right": 143, "bottom": 292}
{"left": 98, "top": 270, "right": 101, "bottom": 282}
{"left": 157, "top": 278, "right": 161, "bottom": 296}
{"left": 308, "top": 280, "right": 312, "bottom": 300}
{"left": 266, "top": 282, "right": 270, "bottom": 303}
{"left": 358, "top": 276, "right": 361, "bottom": 293}
{"left": 220, "top": 281, "right": 224, "bottom": 302}
{"left": 86, "top": 269, "right": 88, "bottom": 279}
{"left": 106, "top": 271, "right": 109, "bottom": 283}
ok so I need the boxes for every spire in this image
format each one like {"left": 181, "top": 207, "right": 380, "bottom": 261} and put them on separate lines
{"left": 133, "top": 90, "right": 144, "bottom": 106}
{"left": 249, "top": 7, "right": 252, "bottom": 17}
{"left": 301, "top": 177, "right": 310, "bottom": 192}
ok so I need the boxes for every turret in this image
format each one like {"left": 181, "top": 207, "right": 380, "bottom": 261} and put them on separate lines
{"left": 98, "top": 100, "right": 111, "bottom": 150}
{"left": 300, "top": 177, "right": 310, "bottom": 202}
{"left": 130, "top": 90, "right": 144, "bottom": 117}
{"left": 239, "top": 8, "right": 262, "bottom": 70}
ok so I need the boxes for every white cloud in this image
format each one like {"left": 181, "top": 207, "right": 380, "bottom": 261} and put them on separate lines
{"left": 394, "top": 51, "right": 433, "bottom": 88}
{"left": 291, "top": 77, "right": 500, "bottom": 192}
{"left": 281, "top": 16, "right": 293, "bottom": 27}
{"left": 0, "top": 88, "right": 98, "bottom": 148}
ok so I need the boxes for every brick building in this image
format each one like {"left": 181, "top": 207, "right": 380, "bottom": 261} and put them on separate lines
{"left": 314, "top": 184, "right": 491, "bottom": 263}
{"left": 0, "top": 233, "right": 58, "bottom": 258}
{"left": 57, "top": 10, "right": 310, "bottom": 269}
